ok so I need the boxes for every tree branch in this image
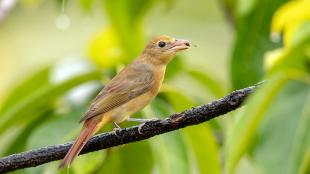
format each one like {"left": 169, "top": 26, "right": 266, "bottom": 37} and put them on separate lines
{"left": 0, "top": 83, "right": 261, "bottom": 173}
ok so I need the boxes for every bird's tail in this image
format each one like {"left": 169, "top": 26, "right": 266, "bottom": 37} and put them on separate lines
{"left": 59, "top": 116, "right": 110, "bottom": 169}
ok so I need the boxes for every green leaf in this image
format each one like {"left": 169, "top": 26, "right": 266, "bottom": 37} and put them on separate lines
{"left": 266, "top": 22, "right": 310, "bottom": 75}
{"left": 0, "top": 67, "right": 50, "bottom": 113}
{"left": 289, "top": 86, "right": 310, "bottom": 174}
{"left": 162, "top": 88, "right": 221, "bottom": 174}
{"left": 183, "top": 124, "right": 221, "bottom": 174}
{"left": 0, "top": 71, "right": 101, "bottom": 136}
{"left": 298, "top": 149, "right": 310, "bottom": 174}
{"left": 143, "top": 99, "right": 190, "bottom": 174}
{"left": 225, "top": 73, "right": 290, "bottom": 173}
{"left": 150, "top": 132, "right": 189, "bottom": 174}
{"left": 230, "top": 0, "right": 287, "bottom": 89}
{"left": 73, "top": 151, "right": 106, "bottom": 174}
{"left": 3, "top": 109, "right": 53, "bottom": 155}
{"left": 102, "top": 0, "right": 162, "bottom": 60}
{"left": 161, "top": 86, "right": 196, "bottom": 112}
{"left": 97, "top": 141, "right": 153, "bottom": 174}
{"left": 27, "top": 107, "right": 86, "bottom": 149}
{"left": 187, "top": 68, "right": 226, "bottom": 98}
{"left": 165, "top": 56, "right": 184, "bottom": 80}
{"left": 80, "top": 0, "right": 94, "bottom": 11}
{"left": 252, "top": 82, "right": 310, "bottom": 174}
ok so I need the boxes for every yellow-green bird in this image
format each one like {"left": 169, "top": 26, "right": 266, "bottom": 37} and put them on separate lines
{"left": 59, "top": 35, "right": 191, "bottom": 168}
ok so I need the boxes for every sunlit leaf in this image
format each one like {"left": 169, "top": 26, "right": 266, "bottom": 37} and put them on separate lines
{"left": 88, "top": 28, "right": 125, "bottom": 68}
{"left": 265, "top": 22, "right": 310, "bottom": 75}
{"left": 271, "top": 0, "right": 310, "bottom": 47}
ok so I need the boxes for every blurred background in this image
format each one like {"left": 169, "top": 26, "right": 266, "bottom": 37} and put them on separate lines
{"left": 0, "top": 0, "right": 309, "bottom": 174}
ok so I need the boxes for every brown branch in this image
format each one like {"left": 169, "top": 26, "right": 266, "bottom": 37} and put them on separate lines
{"left": 0, "top": 83, "right": 261, "bottom": 173}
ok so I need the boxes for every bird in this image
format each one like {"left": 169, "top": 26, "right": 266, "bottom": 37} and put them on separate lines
{"left": 59, "top": 35, "right": 191, "bottom": 168}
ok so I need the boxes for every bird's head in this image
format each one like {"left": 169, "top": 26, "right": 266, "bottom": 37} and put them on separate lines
{"left": 141, "top": 35, "right": 191, "bottom": 65}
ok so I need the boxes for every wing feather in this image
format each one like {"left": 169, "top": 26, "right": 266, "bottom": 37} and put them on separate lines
{"left": 79, "top": 62, "right": 154, "bottom": 122}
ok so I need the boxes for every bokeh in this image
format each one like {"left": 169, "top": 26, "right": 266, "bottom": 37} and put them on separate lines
{"left": 0, "top": 0, "right": 309, "bottom": 174}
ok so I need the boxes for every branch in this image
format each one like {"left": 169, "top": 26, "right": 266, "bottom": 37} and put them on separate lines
{"left": 0, "top": 83, "right": 261, "bottom": 173}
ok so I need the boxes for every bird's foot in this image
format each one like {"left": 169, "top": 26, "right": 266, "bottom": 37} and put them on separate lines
{"left": 134, "top": 118, "right": 160, "bottom": 134}
{"left": 113, "top": 122, "right": 122, "bottom": 136}
{"left": 138, "top": 123, "right": 145, "bottom": 134}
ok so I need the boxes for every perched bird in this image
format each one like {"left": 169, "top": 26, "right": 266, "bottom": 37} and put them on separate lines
{"left": 59, "top": 35, "right": 191, "bottom": 168}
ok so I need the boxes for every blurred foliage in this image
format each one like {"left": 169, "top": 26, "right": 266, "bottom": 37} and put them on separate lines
{"left": 230, "top": 0, "right": 286, "bottom": 89}
{"left": 226, "top": 0, "right": 310, "bottom": 174}
{"left": 0, "top": 0, "right": 309, "bottom": 174}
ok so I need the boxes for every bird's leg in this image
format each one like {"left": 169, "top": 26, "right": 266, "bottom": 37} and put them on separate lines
{"left": 113, "top": 122, "right": 121, "bottom": 129}
{"left": 113, "top": 122, "right": 122, "bottom": 136}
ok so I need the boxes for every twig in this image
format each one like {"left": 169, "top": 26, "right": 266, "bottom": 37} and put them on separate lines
{"left": 0, "top": 83, "right": 262, "bottom": 173}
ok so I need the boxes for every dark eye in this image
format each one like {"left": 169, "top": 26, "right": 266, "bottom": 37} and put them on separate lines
{"left": 158, "top": 41, "right": 166, "bottom": 48}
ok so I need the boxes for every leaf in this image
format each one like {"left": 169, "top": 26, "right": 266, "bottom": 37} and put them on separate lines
{"left": 80, "top": 0, "right": 94, "bottom": 11}
{"left": 97, "top": 141, "right": 153, "bottom": 174}
{"left": 88, "top": 28, "right": 125, "bottom": 68}
{"left": 230, "top": 0, "right": 287, "bottom": 89}
{"left": 187, "top": 68, "right": 226, "bottom": 98}
{"left": 252, "top": 81, "right": 310, "bottom": 174}
{"left": 265, "top": 22, "right": 310, "bottom": 74}
{"left": 165, "top": 56, "right": 184, "bottom": 80}
{"left": 143, "top": 98, "right": 190, "bottom": 174}
{"left": 271, "top": 0, "right": 310, "bottom": 47}
{"left": 291, "top": 95, "right": 310, "bottom": 174}
{"left": 73, "top": 151, "right": 105, "bottom": 174}
{"left": 0, "top": 67, "right": 50, "bottom": 113}
{"left": 149, "top": 132, "right": 190, "bottom": 174}
{"left": 161, "top": 86, "right": 196, "bottom": 112}
{"left": 102, "top": 0, "right": 164, "bottom": 60}
{"left": 162, "top": 88, "right": 222, "bottom": 174}
{"left": 27, "top": 107, "right": 86, "bottom": 149}
{"left": 225, "top": 73, "right": 290, "bottom": 173}
{"left": 24, "top": 107, "right": 91, "bottom": 174}
{"left": 298, "top": 149, "right": 310, "bottom": 174}
{"left": 183, "top": 125, "right": 221, "bottom": 174}
{"left": 0, "top": 71, "right": 101, "bottom": 136}
{"left": 3, "top": 109, "right": 53, "bottom": 155}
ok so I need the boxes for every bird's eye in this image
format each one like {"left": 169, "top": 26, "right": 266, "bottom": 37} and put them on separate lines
{"left": 158, "top": 41, "right": 166, "bottom": 48}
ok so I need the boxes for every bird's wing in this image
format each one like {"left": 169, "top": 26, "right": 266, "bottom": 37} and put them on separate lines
{"left": 79, "top": 63, "right": 154, "bottom": 122}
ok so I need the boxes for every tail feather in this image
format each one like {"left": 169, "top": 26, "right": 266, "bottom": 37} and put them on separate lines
{"left": 59, "top": 117, "right": 104, "bottom": 169}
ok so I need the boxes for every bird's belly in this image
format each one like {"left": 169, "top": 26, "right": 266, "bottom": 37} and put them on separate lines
{"left": 109, "top": 92, "right": 156, "bottom": 123}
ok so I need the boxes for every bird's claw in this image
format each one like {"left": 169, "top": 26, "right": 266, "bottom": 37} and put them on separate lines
{"left": 113, "top": 128, "right": 122, "bottom": 136}
{"left": 138, "top": 123, "right": 145, "bottom": 134}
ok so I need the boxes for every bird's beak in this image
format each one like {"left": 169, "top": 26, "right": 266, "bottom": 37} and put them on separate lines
{"left": 170, "top": 39, "right": 191, "bottom": 52}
